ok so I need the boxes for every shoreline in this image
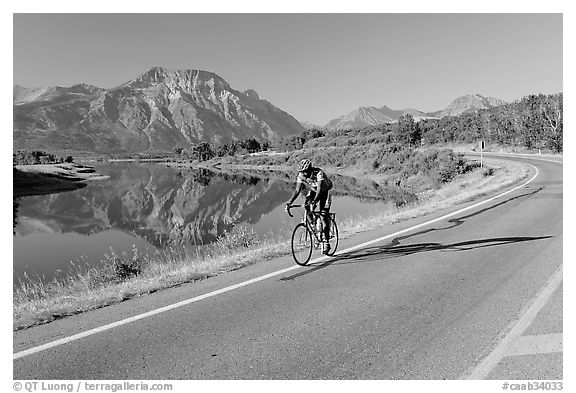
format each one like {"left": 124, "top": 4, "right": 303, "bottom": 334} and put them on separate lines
{"left": 13, "top": 163, "right": 109, "bottom": 198}
{"left": 164, "top": 148, "right": 560, "bottom": 188}
{"left": 168, "top": 160, "right": 393, "bottom": 189}
{"left": 13, "top": 156, "right": 529, "bottom": 331}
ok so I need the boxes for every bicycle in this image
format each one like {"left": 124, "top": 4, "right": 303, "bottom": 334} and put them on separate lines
{"left": 286, "top": 204, "right": 339, "bottom": 266}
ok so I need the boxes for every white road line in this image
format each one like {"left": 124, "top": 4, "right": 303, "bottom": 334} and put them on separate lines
{"left": 463, "top": 265, "right": 563, "bottom": 380}
{"left": 14, "top": 163, "right": 541, "bottom": 360}
{"left": 506, "top": 333, "right": 563, "bottom": 357}
{"left": 478, "top": 152, "right": 563, "bottom": 164}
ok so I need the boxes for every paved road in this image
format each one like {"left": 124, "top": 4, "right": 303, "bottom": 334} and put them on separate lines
{"left": 13, "top": 154, "right": 562, "bottom": 380}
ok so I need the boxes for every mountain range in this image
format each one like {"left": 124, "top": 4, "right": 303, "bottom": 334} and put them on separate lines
{"left": 13, "top": 65, "right": 508, "bottom": 153}
{"left": 323, "top": 94, "right": 507, "bottom": 131}
{"left": 14, "top": 66, "right": 304, "bottom": 153}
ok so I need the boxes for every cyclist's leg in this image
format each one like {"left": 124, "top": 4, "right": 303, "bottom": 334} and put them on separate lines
{"left": 304, "top": 191, "right": 316, "bottom": 225}
{"left": 318, "top": 190, "right": 331, "bottom": 248}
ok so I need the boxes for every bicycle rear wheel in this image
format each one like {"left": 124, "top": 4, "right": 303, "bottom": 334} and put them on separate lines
{"left": 326, "top": 215, "right": 339, "bottom": 256}
{"left": 291, "top": 223, "right": 313, "bottom": 266}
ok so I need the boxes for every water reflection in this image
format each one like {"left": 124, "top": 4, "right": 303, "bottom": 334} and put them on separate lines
{"left": 13, "top": 163, "right": 415, "bottom": 282}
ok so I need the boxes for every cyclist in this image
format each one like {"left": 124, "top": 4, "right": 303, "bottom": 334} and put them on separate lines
{"left": 286, "top": 159, "right": 333, "bottom": 254}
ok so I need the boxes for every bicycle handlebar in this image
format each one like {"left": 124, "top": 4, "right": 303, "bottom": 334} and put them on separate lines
{"left": 285, "top": 204, "right": 301, "bottom": 218}
{"left": 286, "top": 203, "right": 321, "bottom": 218}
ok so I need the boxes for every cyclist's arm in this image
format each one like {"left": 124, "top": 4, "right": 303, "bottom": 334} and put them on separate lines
{"left": 287, "top": 181, "right": 304, "bottom": 206}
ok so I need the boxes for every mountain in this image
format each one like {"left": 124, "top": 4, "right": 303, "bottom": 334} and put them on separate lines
{"left": 300, "top": 120, "right": 323, "bottom": 130}
{"left": 428, "top": 94, "right": 508, "bottom": 118}
{"left": 13, "top": 67, "right": 305, "bottom": 153}
{"left": 377, "top": 105, "right": 428, "bottom": 121}
{"left": 13, "top": 83, "right": 106, "bottom": 106}
{"left": 324, "top": 106, "right": 430, "bottom": 131}
{"left": 323, "top": 94, "right": 506, "bottom": 131}
{"left": 324, "top": 107, "right": 395, "bottom": 131}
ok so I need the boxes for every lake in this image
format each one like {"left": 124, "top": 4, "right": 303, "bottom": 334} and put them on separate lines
{"left": 13, "top": 162, "right": 415, "bottom": 285}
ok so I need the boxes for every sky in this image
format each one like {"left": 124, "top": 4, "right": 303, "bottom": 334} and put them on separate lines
{"left": 13, "top": 13, "right": 563, "bottom": 126}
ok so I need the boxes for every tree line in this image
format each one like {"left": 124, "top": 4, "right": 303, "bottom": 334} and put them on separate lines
{"left": 413, "top": 93, "right": 562, "bottom": 152}
{"left": 13, "top": 150, "right": 74, "bottom": 166}
{"left": 174, "top": 138, "right": 271, "bottom": 162}
{"left": 274, "top": 93, "right": 562, "bottom": 154}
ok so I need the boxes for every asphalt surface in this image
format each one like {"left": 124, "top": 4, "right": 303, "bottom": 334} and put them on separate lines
{"left": 13, "top": 154, "right": 563, "bottom": 380}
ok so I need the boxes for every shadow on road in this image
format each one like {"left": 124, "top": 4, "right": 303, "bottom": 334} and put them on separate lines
{"left": 332, "top": 235, "right": 552, "bottom": 263}
{"left": 280, "top": 187, "right": 548, "bottom": 281}
{"left": 280, "top": 236, "right": 552, "bottom": 281}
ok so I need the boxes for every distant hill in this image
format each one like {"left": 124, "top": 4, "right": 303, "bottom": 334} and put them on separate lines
{"left": 13, "top": 66, "right": 304, "bottom": 154}
{"left": 323, "top": 94, "right": 507, "bottom": 131}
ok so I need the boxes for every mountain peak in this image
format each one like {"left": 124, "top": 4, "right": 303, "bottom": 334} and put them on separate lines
{"left": 122, "top": 67, "right": 233, "bottom": 91}
{"left": 324, "top": 106, "right": 395, "bottom": 130}
{"left": 437, "top": 93, "right": 507, "bottom": 117}
{"left": 68, "top": 83, "right": 104, "bottom": 94}
{"left": 149, "top": 65, "right": 168, "bottom": 72}
{"left": 243, "top": 89, "right": 260, "bottom": 100}
{"left": 127, "top": 66, "right": 171, "bottom": 87}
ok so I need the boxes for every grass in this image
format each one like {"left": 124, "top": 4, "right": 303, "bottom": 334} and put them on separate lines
{"left": 337, "top": 158, "right": 527, "bottom": 234}
{"left": 13, "top": 157, "right": 529, "bottom": 331}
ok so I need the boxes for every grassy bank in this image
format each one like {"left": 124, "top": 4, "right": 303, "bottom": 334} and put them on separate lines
{"left": 13, "top": 157, "right": 529, "bottom": 331}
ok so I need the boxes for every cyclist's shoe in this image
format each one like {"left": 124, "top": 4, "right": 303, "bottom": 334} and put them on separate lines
{"left": 322, "top": 242, "right": 331, "bottom": 255}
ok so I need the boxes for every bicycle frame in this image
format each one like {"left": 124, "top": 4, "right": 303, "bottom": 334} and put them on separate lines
{"left": 287, "top": 204, "right": 332, "bottom": 244}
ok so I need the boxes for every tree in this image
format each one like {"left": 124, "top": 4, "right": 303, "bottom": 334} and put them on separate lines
{"left": 302, "top": 128, "right": 325, "bottom": 142}
{"left": 396, "top": 114, "right": 419, "bottom": 146}
{"left": 519, "top": 94, "right": 547, "bottom": 149}
{"left": 273, "top": 135, "right": 305, "bottom": 152}
{"left": 418, "top": 118, "right": 440, "bottom": 145}
{"left": 540, "top": 94, "right": 563, "bottom": 153}
{"left": 215, "top": 143, "right": 230, "bottom": 157}
{"left": 239, "top": 138, "right": 261, "bottom": 153}
{"left": 191, "top": 142, "right": 215, "bottom": 161}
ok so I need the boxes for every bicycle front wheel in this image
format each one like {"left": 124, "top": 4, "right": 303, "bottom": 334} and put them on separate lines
{"left": 291, "top": 223, "right": 313, "bottom": 266}
{"left": 326, "top": 215, "right": 339, "bottom": 256}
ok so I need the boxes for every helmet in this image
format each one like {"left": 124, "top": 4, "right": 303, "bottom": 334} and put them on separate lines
{"left": 298, "top": 159, "right": 312, "bottom": 172}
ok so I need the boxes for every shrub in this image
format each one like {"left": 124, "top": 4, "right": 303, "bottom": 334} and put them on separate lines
{"left": 109, "top": 245, "right": 143, "bottom": 281}
{"left": 211, "top": 225, "right": 259, "bottom": 255}
{"left": 483, "top": 167, "right": 495, "bottom": 177}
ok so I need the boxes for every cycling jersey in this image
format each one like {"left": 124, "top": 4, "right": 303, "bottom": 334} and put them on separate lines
{"left": 296, "top": 167, "right": 332, "bottom": 193}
